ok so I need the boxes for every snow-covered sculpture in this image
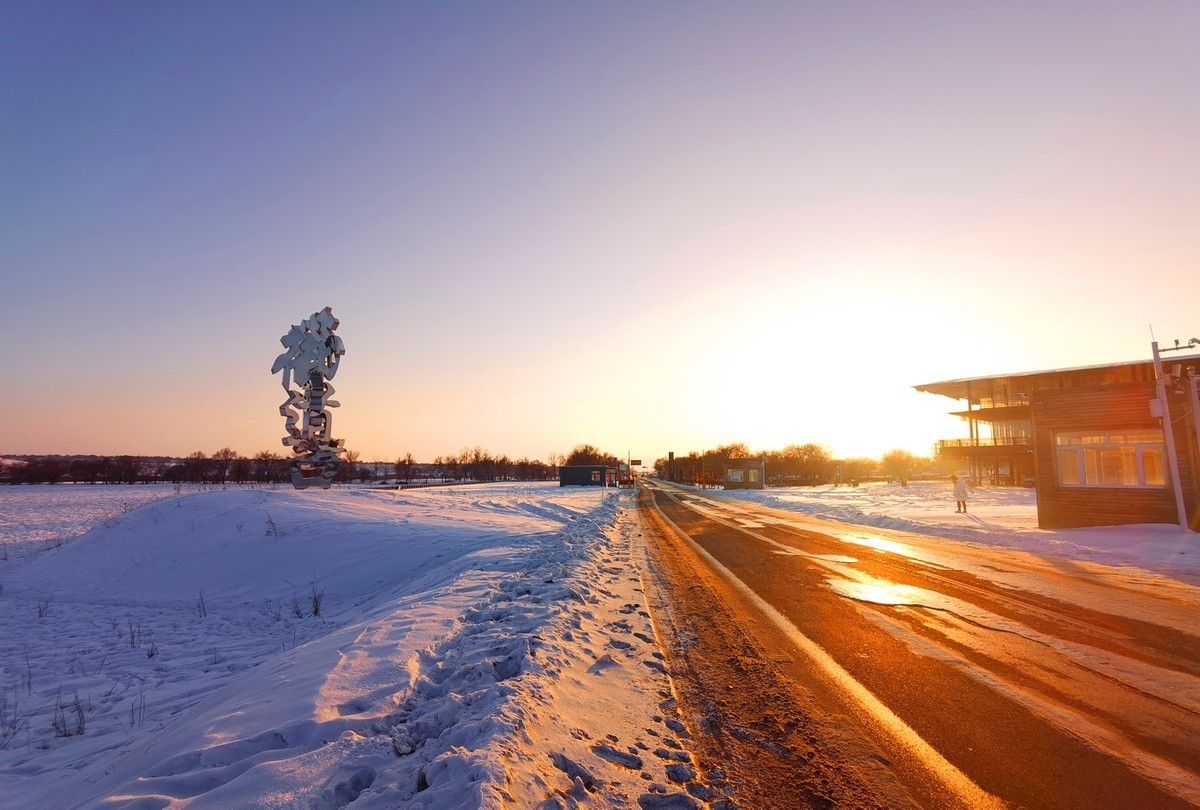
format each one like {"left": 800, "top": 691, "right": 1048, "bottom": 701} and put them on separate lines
{"left": 271, "top": 307, "right": 347, "bottom": 489}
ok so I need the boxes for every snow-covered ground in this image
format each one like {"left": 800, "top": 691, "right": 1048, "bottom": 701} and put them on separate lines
{"left": 0, "top": 480, "right": 1197, "bottom": 808}
{"left": 0, "top": 484, "right": 704, "bottom": 808}
{"left": 0, "top": 484, "right": 182, "bottom": 564}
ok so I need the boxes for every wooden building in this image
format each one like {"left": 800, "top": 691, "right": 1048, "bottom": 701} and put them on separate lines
{"left": 916, "top": 356, "right": 1200, "bottom": 530}
{"left": 724, "top": 458, "right": 765, "bottom": 490}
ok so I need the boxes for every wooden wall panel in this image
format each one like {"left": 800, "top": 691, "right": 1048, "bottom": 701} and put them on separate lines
{"left": 1030, "top": 382, "right": 1198, "bottom": 529}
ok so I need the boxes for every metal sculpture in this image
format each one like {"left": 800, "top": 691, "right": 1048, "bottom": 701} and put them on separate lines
{"left": 271, "top": 307, "right": 347, "bottom": 489}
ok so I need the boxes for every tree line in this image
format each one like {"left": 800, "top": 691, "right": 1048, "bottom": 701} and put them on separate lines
{"left": 362, "top": 443, "right": 620, "bottom": 485}
{"left": 2, "top": 451, "right": 298, "bottom": 486}
{"left": 3, "top": 442, "right": 936, "bottom": 488}
{"left": 652, "top": 443, "right": 941, "bottom": 486}
{"left": 1, "top": 443, "right": 626, "bottom": 486}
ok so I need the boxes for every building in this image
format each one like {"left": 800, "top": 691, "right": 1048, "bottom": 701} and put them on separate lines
{"left": 558, "top": 465, "right": 615, "bottom": 487}
{"left": 723, "top": 458, "right": 766, "bottom": 490}
{"left": 916, "top": 355, "right": 1200, "bottom": 530}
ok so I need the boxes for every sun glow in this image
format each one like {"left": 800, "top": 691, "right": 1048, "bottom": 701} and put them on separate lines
{"left": 840, "top": 534, "right": 917, "bottom": 557}
{"left": 827, "top": 578, "right": 927, "bottom": 606}
{"left": 666, "top": 269, "right": 975, "bottom": 459}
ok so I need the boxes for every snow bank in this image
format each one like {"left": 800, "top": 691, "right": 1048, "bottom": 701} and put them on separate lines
{"left": 0, "top": 485, "right": 710, "bottom": 808}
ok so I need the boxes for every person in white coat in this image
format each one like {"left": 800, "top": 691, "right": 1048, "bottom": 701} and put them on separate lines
{"left": 952, "top": 474, "right": 970, "bottom": 513}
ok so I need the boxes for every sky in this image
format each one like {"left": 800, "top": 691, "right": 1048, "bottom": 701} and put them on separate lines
{"left": 4, "top": 1, "right": 1198, "bottom": 465}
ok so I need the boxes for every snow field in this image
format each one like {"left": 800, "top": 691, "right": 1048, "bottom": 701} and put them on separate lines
{"left": 0, "top": 485, "right": 711, "bottom": 808}
{"left": 0, "top": 484, "right": 183, "bottom": 564}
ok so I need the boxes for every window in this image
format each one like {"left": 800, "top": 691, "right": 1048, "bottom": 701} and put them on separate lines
{"left": 1143, "top": 448, "right": 1166, "bottom": 486}
{"left": 1055, "top": 430, "right": 1166, "bottom": 488}
{"left": 728, "top": 469, "right": 744, "bottom": 483}
{"left": 591, "top": 470, "right": 601, "bottom": 482}
{"left": 1059, "top": 449, "right": 1081, "bottom": 485}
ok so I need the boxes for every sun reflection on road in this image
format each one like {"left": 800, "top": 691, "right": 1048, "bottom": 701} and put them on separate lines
{"left": 772, "top": 549, "right": 859, "bottom": 564}
{"left": 827, "top": 578, "right": 927, "bottom": 606}
{"left": 841, "top": 534, "right": 915, "bottom": 557}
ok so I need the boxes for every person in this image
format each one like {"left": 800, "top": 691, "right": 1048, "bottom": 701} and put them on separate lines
{"left": 952, "top": 474, "right": 970, "bottom": 513}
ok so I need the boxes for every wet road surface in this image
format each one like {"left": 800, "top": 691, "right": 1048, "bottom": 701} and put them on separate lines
{"left": 638, "top": 481, "right": 1200, "bottom": 809}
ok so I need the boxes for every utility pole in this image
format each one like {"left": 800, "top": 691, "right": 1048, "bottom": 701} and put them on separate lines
{"left": 1189, "top": 369, "right": 1200, "bottom": 469}
{"left": 1152, "top": 340, "right": 1192, "bottom": 532}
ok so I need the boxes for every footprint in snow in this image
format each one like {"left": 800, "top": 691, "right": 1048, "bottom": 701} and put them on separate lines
{"left": 637, "top": 792, "right": 699, "bottom": 809}
{"left": 587, "top": 653, "right": 620, "bottom": 674}
{"left": 592, "top": 742, "right": 643, "bottom": 770}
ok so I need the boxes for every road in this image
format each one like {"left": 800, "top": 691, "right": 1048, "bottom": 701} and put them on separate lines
{"left": 636, "top": 481, "right": 1200, "bottom": 809}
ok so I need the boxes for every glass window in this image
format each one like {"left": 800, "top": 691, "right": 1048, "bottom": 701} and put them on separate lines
{"left": 728, "top": 469, "right": 743, "bottom": 483}
{"left": 1056, "top": 432, "right": 1105, "bottom": 445}
{"left": 1143, "top": 448, "right": 1165, "bottom": 486}
{"left": 748, "top": 468, "right": 760, "bottom": 482}
{"left": 1055, "top": 430, "right": 1166, "bottom": 488}
{"left": 1097, "top": 447, "right": 1137, "bottom": 486}
{"left": 1058, "top": 449, "right": 1081, "bottom": 485}
{"left": 1083, "top": 448, "right": 1100, "bottom": 484}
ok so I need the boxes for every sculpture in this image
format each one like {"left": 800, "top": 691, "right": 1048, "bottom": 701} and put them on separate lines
{"left": 271, "top": 307, "right": 347, "bottom": 489}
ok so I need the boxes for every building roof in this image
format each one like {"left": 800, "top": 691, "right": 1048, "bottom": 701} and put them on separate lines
{"left": 914, "top": 353, "right": 1200, "bottom": 402}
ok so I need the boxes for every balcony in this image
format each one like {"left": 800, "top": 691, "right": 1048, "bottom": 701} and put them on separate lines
{"left": 935, "top": 437, "right": 1033, "bottom": 461}
{"left": 937, "top": 437, "right": 1032, "bottom": 449}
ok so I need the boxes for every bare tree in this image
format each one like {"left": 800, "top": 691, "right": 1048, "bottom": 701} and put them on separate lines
{"left": 767, "top": 443, "right": 833, "bottom": 484}
{"left": 838, "top": 456, "right": 877, "bottom": 484}
{"left": 395, "top": 453, "right": 415, "bottom": 484}
{"left": 880, "top": 449, "right": 919, "bottom": 483}
{"left": 252, "top": 450, "right": 287, "bottom": 483}
{"left": 466, "top": 447, "right": 491, "bottom": 481}
{"left": 229, "top": 454, "right": 252, "bottom": 484}
{"left": 335, "top": 449, "right": 360, "bottom": 483}
{"left": 564, "top": 444, "right": 613, "bottom": 466}
{"left": 211, "top": 448, "right": 238, "bottom": 485}
{"left": 185, "top": 451, "right": 212, "bottom": 483}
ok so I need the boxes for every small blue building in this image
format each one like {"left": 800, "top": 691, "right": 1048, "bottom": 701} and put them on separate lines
{"left": 559, "top": 465, "right": 615, "bottom": 487}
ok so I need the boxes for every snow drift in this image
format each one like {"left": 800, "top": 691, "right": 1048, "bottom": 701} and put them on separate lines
{"left": 0, "top": 485, "right": 708, "bottom": 808}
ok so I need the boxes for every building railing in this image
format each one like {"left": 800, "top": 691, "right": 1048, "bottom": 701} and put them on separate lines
{"left": 936, "top": 437, "right": 1032, "bottom": 449}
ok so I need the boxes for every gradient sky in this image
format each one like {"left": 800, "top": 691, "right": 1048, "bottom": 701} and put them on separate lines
{"left": 4, "top": 2, "right": 1198, "bottom": 466}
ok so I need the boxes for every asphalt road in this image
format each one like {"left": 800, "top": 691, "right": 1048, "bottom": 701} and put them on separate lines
{"left": 637, "top": 481, "right": 1200, "bottom": 809}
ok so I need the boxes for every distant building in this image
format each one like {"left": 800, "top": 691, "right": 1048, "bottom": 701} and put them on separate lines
{"left": 558, "top": 465, "right": 615, "bottom": 487}
{"left": 916, "top": 355, "right": 1200, "bottom": 530}
{"left": 724, "top": 458, "right": 765, "bottom": 490}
